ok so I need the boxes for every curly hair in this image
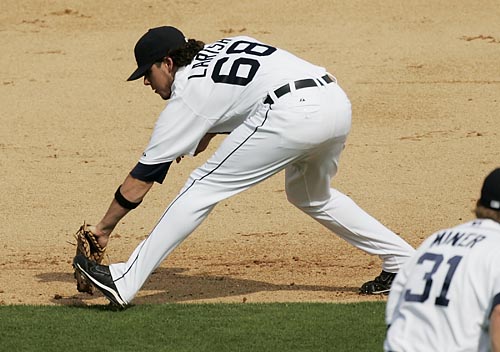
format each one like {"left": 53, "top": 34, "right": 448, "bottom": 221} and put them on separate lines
{"left": 168, "top": 39, "right": 205, "bottom": 67}
{"left": 475, "top": 202, "right": 500, "bottom": 223}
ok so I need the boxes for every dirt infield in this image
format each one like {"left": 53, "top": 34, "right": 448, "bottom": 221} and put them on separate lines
{"left": 0, "top": 1, "right": 498, "bottom": 306}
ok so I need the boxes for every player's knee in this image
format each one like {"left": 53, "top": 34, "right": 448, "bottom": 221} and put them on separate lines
{"left": 286, "top": 193, "right": 328, "bottom": 213}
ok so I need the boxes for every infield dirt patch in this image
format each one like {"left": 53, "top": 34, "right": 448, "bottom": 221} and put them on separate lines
{"left": 0, "top": 0, "right": 498, "bottom": 306}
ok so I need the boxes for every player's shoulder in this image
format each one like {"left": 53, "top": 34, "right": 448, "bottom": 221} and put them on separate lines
{"left": 456, "top": 218, "right": 500, "bottom": 234}
{"left": 420, "top": 219, "right": 500, "bottom": 249}
{"left": 225, "top": 35, "right": 261, "bottom": 42}
{"left": 207, "top": 35, "right": 258, "bottom": 43}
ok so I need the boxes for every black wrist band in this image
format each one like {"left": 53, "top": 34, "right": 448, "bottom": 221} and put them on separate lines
{"left": 114, "top": 185, "right": 142, "bottom": 210}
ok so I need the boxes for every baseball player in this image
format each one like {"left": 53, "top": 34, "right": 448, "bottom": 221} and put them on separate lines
{"left": 385, "top": 168, "right": 500, "bottom": 352}
{"left": 73, "top": 26, "right": 414, "bottom": 307}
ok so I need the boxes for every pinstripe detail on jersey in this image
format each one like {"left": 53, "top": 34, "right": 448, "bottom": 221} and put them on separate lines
{"left": 114, "top": 106, "right": 273, "bottom": 282}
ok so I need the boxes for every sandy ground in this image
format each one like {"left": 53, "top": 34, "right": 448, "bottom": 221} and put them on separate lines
{"left": 0, "top": 0, "right": 499, "bottom": 306}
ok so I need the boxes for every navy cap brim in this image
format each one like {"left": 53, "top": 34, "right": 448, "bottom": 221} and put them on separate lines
{"left": 127, "top": 62, "right": 153, "bottom": 81}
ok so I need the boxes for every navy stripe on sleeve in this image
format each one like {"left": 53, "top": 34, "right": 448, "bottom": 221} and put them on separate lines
{"left": 130, "top": 161, "right": 171, "bottom": 184}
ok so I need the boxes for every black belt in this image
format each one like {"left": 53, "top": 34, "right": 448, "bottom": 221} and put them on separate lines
{"left": 264, "top": 74, "right": 334, "bottom": 105}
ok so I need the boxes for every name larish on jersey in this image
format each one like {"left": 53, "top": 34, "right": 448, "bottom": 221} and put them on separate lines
{"left": 188, "top": 38, "right": 232, "bottom": 80}
{"left": 430, "top": 230, "right": 486, "bottom": 249}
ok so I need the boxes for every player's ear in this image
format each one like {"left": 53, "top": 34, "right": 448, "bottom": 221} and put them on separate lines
{"left": 164, "top": 57, "right": 174, "bottom": 71}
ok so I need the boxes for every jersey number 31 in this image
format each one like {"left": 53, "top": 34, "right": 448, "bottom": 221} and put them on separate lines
{"left": 404, "top": 253, "right": 463, "bottom": 307}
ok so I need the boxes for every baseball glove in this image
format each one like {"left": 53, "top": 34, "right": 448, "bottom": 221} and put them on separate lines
{"left": 73, "top": 222, "right": 106, "bottom": 294}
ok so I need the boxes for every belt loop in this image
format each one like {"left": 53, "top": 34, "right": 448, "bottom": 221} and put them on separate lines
{"left": 288, "top": 80, "right": 297, "bottom": 95}
{"left": 325, "top": 72, "right": 337, "bottom": 84}
{"left": 267, "top": 89, "right": 279, "bottom": 104}
{"left": 317, "top": 76, "right": 328, "bottom": 86}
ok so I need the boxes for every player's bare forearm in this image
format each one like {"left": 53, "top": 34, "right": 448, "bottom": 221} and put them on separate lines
{"left": 176, "top": 133, "right": 218, "bottom": 163}
{"left": 94, "top": 174, "right": 154, "bottom": 243}
{"left": 491, "top": 305, "right": 500, "bottom": 352}
{"left": 194, "top": 133, "right": 217, "bottom": 156}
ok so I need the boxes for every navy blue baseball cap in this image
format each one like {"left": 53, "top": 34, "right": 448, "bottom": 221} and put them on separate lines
{"left": 479, "top": 168, "right": 500, "bottom": 210}
{"left": 127, "top": 26, "right": 186, "bottom": 81}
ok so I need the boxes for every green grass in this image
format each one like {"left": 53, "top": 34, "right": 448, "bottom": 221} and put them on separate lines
{"left": 0, "top": 302, "right": 386, "bottom": 352}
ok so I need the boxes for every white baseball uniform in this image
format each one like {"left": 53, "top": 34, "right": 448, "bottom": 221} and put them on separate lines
{"left": 385, "top": 218, "right": 500, "bottom": 352}
{"left": 109, "top": 36, "right": 415, "bottom": 303}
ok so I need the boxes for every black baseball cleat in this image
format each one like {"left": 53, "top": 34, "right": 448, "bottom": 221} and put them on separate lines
{"left": 359, "top": 270, "right": 396, "bottom": 295}
{"left": 73, "top": 254, "right": 127, "bottom": 308}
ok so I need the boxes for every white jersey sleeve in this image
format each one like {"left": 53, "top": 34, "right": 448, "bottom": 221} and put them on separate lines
{"left": 139, "top": 36, "right": 327, "bottom": 165}
{"left": 139, "top": 94, "right": 212, "bottom": 164}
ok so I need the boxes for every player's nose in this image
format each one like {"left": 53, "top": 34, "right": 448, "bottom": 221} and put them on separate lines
{"left": 143, "top": 76, "right": 151, "bottom": 86}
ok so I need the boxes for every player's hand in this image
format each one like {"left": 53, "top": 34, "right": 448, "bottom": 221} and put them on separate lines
{"left": 194, "top": 133, "right": 217, "bottom": 156}
{"left": 93, "top": 223, "right": 111, "bottom": 248}
{"left": 176, "top": 133, "right": 217, "bottom": 163}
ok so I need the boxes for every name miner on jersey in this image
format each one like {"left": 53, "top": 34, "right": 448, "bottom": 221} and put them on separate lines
{"left": 430, "top": 228, "right": 485, "bottom": 249}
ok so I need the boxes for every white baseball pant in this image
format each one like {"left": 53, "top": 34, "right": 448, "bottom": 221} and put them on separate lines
{"left": 110, "top": 81, "right": 414, "bottom": 303}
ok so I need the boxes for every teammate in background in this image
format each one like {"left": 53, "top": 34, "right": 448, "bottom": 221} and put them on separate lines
{"left": 73, "top": 26, "right": 415, "bottom": 307}
{"left": 385, "top": 168, "right": 500, "bottom": 352}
